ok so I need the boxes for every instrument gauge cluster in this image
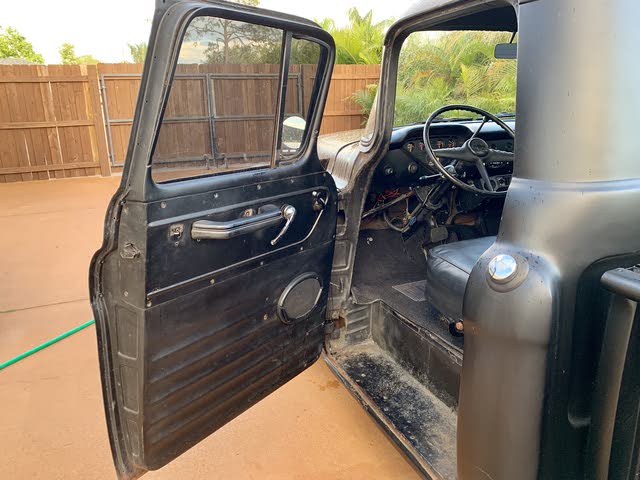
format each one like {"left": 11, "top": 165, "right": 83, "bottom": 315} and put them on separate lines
{"left": 403, "top": 140, "right": 426, "bottom": 154}
{"left": 431, "top": 137, "right": 459, "bottom": 150}
{"left": 403, "top": 137, "right": 460, "bottom": 154}
{"left": 381, "top": 124, "right": 516, "bottom": 190}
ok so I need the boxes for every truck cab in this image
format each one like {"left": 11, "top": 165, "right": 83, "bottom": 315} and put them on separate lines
{"left": 90, "top": 0, "right": 640, "bottom": 478}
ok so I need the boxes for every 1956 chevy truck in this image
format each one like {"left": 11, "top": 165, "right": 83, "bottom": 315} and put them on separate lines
{"left": 90, "top": 0, "right": 640, "bottom": 478}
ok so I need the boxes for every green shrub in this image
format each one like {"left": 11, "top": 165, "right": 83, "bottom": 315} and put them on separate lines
{"left": 353, "top": 31, "right": 518, "bottom": 125}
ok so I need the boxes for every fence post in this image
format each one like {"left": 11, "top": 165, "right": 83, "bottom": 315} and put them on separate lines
{"left": 87, "top": 64, "right": 111, "bottom": 177}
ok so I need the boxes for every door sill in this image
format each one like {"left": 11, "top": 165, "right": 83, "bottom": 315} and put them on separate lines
{"left": 324, "top": 341, "right": 457, "bottom": 480}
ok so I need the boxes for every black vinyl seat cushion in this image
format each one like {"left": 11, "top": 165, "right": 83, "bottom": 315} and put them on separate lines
{"left": 425, "top": 236, "right": 496, "bottom": 320}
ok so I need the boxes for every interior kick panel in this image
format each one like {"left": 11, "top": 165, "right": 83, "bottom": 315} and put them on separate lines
{"left": 350, "top": 229, "right": 463, "bottom": 352}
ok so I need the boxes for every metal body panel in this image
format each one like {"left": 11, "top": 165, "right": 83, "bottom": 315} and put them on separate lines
{"left": 458, "top": 0, "right": 640, "bottom": 478}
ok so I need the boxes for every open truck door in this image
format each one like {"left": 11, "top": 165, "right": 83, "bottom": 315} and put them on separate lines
{"left": 89, "top": 1, "right": 336, "bottom": 478}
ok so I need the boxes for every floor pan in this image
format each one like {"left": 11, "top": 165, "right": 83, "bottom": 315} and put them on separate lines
{"left": 393, "top": 280, "right": 428, "bottom": 302}
{"left": 326, "top": 341, "right": 457, "bottom": 480}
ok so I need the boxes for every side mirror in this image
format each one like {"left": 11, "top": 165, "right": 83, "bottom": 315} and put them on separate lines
{"left": 282, "top": 116, "right": 306, "bottom": 152}
{"left": 494, "top": 43, "right": 517, "bottom": 59}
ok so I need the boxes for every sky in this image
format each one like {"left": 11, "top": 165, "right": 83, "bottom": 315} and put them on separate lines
{"left": 2, "top": 0, "right": 412, "bottom": 64}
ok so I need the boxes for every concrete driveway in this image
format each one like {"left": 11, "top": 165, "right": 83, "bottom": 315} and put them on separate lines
{"left": 0, "top": 176, "right": 421, "bottom": 480}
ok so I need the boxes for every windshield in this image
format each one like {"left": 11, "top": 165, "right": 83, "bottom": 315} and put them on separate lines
{"left": 392, "top": 31, "right": 517, "bottom": 125}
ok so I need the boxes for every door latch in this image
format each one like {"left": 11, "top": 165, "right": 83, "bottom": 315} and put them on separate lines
{"left": 312, "top": 191, "right": 327, "bottom": 212}
{"left": 270, "top": 205, "right": 296, "bottom": 246}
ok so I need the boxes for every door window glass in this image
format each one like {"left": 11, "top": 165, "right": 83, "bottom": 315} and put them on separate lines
{"left": 152, "top": 17, "right": 281, "bottom": 183}
{"left": 279, "top": 38, "right": 320, "bottom": 160}
{"left": 152, "top": 17, "right": 324, "bottom": 183}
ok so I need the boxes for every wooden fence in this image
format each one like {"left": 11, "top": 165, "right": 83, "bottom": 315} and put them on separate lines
{"left": 0, "top": 64, "right": 110, "bottom": 182}
{"left": 0, "top": 63, "right": 380, "bottom": 182}
{"left": 100, "top": 63, "right": 317, "bottom": 169}
{"left": 322, "top": 64, "right": 381, "bottom": 134}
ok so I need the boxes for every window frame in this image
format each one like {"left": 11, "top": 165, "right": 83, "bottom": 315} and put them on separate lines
{"left": 277, "top": 34, "right": 325, "bottom": 165}
{"left": 391, "top": 29, "right": 517, "bottom": 128}
{"left": 149, "top": 11, "right": 330, "bottom": 184}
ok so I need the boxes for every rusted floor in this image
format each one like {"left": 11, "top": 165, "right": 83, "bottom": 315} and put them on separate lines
{"left": 0, "top": 176, "right": 421, "bottom": 480}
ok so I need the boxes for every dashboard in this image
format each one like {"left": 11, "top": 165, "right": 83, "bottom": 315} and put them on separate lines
{"left": 374, "top": 120, "right": 516, "bottom": 188}
{"left": 403, "top": 136, "right": 514, "bottom": 157}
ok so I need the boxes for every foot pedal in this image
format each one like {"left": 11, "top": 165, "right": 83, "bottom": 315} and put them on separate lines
{"left": 428, "top": 226, "right": 448, "bottom": 244}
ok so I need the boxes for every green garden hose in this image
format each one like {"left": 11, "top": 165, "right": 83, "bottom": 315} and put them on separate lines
{"left": 0, "top": 319, "right": 95, "bottom": 370}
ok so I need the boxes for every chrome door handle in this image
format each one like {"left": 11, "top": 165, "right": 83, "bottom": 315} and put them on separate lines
{"left": 191, "top": 205, "right": 281, "bottom": 240}
{"left": 270, "top": 205, "right": 296, "bottom": 246}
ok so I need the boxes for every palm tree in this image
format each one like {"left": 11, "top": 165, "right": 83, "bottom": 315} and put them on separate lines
{"left": 353, "top": 31, "right": 518, "bottom": 125}
{"left": 316, "top": 8, "right": 392, "bottom": 65}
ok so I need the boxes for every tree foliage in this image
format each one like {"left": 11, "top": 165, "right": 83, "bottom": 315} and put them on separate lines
{"left": 59, "top": 43, "right": 76, "bottom": 64}
{"left": 199, "top": 21, "right": 280, "bottom": 64}
{"left": 184, "top": 0, "right": 273, "bottom": 64}
{"left": 183, "top": 5, "right": 390, "bottom": 66}
{"left": 353, "top": 31, "right": 518, "bottom": 125}
{"left": 59, "top": 42, "right": 99, "bottom": 65}
{"left": 184, "top": 3, "right": 320, "bottom": 66}
{"left": 128, "top": 42, "right": 147, "bottom": 63}
{"left": 0, "top": 26, "right": 44, "bottom": 63}
{"left": 317, "top": 8, "right": 391, "bottom": 65}
{"left": 181, "top": 5, "right": 386, "bottom": 66}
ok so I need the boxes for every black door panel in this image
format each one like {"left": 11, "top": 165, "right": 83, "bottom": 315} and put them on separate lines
{"left": 96, "top": 169, "right": 336, "bottom": 477}
{"left": 90, "top": 2, "right": 336, "bottom": 478}
{"left": 144, "top": 173, "right": 333, "bottom": 298}
{"left": 133, "top": 243, "right": 334, "bottom": 470}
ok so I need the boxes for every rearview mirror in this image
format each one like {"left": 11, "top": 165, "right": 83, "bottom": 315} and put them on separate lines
{"left": 494, "top": 43, "right": 517, "bottom": 59}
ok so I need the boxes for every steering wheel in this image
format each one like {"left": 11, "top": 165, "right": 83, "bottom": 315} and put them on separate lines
{"left": 422, "top": 104, "right": 515, "bottom": 196}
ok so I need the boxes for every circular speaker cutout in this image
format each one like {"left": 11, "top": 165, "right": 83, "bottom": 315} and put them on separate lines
{"left": 277, "top": 273, "right": 323, "bottom": 324}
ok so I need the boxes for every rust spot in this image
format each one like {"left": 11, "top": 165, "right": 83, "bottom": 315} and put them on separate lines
{"left": 120, "top": 242, "right": 141, "bottom": 259}
{"left": 334, "top": 316, "right": 346, "bottom": 329}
